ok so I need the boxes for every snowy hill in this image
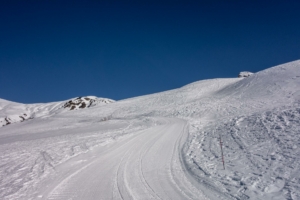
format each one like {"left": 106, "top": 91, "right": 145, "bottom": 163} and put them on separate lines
{"left": 0, "top": 96, "right": 115, "bottom": 127}
{"left": 0, "top": 60, "right": 299, "bottom": 200}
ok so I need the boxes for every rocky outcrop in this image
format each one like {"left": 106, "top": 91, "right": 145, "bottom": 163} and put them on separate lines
{"left": 0, "top": 113, "right": 31, "bottom": 127}
{"left": 63, "top": 96, "right": 115, "bottom": 110}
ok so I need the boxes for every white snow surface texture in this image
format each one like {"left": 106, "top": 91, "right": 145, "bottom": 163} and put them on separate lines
{"left": 0, "top": 96, "right": 115, "bottom": 127}
{"left": 0, "top": 60, "right": 300, "bottom": 200}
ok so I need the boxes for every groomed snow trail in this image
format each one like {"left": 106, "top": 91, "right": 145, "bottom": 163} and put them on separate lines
{"left": 37, "top": 118, "right": 208, "bottom": 200}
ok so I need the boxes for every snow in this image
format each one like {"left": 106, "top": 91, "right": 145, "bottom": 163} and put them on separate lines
{"left": 0, "top": 60, "right": 299, "bottom": 199}
{"left": 0, "top": 96, "right": 115, "bottom": 127}
{"left": 238, "top": 71, "right": 253, "bottom": 78}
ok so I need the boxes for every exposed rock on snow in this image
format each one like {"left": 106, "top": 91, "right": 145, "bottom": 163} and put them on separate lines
{"left": 0, "top": 114, "right": 30, "bottom": 126}
{"left": 63, "top": 96, "right": 115, "bottom": 110}
{"left": 238, "top": 71, "right": 253, "bottom": 77}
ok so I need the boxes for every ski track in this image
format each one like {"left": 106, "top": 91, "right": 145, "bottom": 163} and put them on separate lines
{"left": 35, "top": 118, "right": 207, "bottom": 200}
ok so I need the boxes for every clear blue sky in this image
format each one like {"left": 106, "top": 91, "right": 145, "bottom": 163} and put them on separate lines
{"left": 1, "top": 1, "right": 300, "bottom": 103}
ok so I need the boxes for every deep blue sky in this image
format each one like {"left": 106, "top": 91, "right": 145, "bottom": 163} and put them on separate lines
{"left": 1, "top": 1, "right": 300, "bottom": 103}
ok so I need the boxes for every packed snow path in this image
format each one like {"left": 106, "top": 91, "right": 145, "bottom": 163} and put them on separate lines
{"left": 37, "top": 118, "right": 207, "bottom": 200}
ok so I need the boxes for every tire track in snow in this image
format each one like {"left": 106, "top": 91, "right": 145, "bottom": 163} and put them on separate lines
{"left": 40, "top": 129, "right": 150, "bottom": 200}
{"left": 113, "top": 125, "right": 166, "bottom": 200}
{"left": 123, "top": 125, "right": 167, "bottom": 199}
{"left": 38, "top": 118, "right": 207, "bottom": 200}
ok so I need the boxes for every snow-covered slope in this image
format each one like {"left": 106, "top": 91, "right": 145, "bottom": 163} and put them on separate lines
{"left": 0, "top": 60, "right": 299, "bottom": 200}
{"left": 0, "top": 96, "right": 115, "bottom": 127}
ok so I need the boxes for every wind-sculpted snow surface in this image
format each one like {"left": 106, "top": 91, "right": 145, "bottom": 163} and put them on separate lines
{"left": 0, "top": 60, "right": 300, "bottom": 199}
